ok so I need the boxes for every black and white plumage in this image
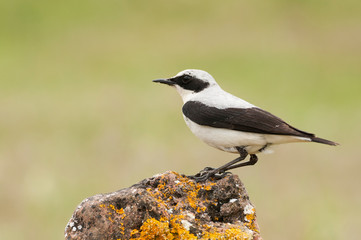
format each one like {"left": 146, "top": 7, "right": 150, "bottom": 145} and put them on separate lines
{"left": 153, "top": 69, "right": 338, "bottom": 181}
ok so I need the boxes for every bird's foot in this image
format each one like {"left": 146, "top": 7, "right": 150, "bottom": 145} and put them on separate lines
{"left": 201, "top": 167, "right": 215, "bottom": 172}
{"left": 187, "top": 167, "right": 231, "bottom": 182}
{"left": 187, "top": 167, "right": 213, "bottom": 182}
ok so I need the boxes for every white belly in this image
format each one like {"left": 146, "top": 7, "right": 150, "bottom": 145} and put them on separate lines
{"left": 183, "top": 116, "right": 309, "bottom": 154}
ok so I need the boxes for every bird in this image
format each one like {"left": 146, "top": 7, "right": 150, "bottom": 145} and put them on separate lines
{"left": 153, "top": 69, "right": 338, "bottom": 181}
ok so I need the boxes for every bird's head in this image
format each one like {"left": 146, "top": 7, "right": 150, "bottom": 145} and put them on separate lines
{"left": 153, "top": 69, "right": 218, "bottom": 102}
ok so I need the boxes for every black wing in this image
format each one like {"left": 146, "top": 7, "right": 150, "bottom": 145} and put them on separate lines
{"left": 182, "top": 101, "right": 315, "bottom": 138}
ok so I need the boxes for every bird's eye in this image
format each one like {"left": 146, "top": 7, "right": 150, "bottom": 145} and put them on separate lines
{"left": 182, "top": 75, "right": 192, "bottom": 84}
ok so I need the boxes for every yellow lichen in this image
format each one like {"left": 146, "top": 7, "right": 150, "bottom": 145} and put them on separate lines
{"left": 130, "top": 215, "right": 196, "bottom": 240}
{"left": 98, "top": 172, "right": 256, "bottom": 239}
{"left": 99, "top": 204, "right": 126, "bottom": 235}
{"left": 225, "top": 228, "right": 252, "bottom": 239}
{"left": 144, "top": 171, "right": 214, "bottom": 216}
{"left": 131, "top": 217, "right": 173, "bottom": 240}
{"left": 201, "top": 227, "right": 252, "bottom": 240}
{"left": 170, "top": 172, "right": 214, "bottom": 213}
{"left": 243, "top": 207, "right": 259, "bottom": 233}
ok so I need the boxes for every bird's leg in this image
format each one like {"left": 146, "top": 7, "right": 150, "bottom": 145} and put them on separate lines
{"left": 188, "top": 146, "right": 248, "bottom": 182}
{"left": 223, "top": 154, "right": 258, "bottom": 171}
{"left": 207, "top": 147, "right": 248, "bottom": 175}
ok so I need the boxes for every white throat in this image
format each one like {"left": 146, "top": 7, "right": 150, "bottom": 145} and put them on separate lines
{"left": 174, "top": 85, "right": 196, "bottom": 103}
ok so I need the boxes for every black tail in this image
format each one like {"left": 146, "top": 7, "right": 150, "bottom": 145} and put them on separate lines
{"left": 311, "top": 137, "right": 339, "bottom": 146}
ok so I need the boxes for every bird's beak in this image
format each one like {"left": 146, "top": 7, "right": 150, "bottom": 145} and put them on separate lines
{"left": 152, "top": 78, "right": 175, "bottom": 86}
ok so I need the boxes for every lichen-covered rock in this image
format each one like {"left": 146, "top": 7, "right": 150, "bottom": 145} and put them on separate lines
{"left": 65, "top": 171, "right": 262, "bottom": 240}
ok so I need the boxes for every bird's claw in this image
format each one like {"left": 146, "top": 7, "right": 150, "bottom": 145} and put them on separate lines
{"left": 187, "top": 167, "right": 214, "bottom": 182}
{"left": 187, "top": 167, "right": 231, "bottom": 182}
{"left": 202, "top": 167, "right": 215, "bottom": 172}
{"left": 214, "top": 171, "right": 232, "bottom": 179}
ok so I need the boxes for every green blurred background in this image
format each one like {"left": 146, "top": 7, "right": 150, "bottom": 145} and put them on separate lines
{"left": 1, "top": 0, "right": 360, "bottom": 239}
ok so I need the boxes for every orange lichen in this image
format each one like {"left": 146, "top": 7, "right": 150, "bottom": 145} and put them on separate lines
{"left": 130, "top": 217, "right": 173, "bottom": 240}
{"left": 99, "top": 204, "right": 125, "bottom": 218}
{"left": 99, "top": 204, "right": 126, "bottom": 235}
{"left": 201, "top": 227, "right": 252, "bottom": 240}
{"left": 225, "top": 228, "right": 252, "bottom": 239}
{"left": 128, "top": 171, "right": 218, "bottom": 239}
{"left": 98, "top": 172, "right": 257, "bottom": 239}
{"left": 243, "top": 206, "right": 259, "bottom": 233}
{"left": 144, "top": 171, "right": 215, "bottom": 216}
{"left": 171, "top": 171, "right": 215, "bottom": 213}
{"left": 130, "top": 215, "right": 196, "bottom": 240}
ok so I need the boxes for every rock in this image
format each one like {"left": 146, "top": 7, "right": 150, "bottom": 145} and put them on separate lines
{"left": 65, "top": 171, "right": 262, "bottom": 240}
